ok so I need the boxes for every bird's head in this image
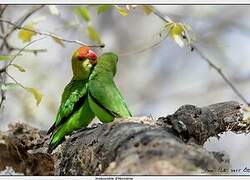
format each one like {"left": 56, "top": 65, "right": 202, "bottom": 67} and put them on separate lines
{"left": 96, "top": 52, "right": 118, "bottom": 76}
{"left": 71, "top": 46, "right": 98, "bottom": 80}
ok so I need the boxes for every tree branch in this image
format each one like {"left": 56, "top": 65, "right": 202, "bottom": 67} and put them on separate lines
{"left": 0, "top": 19, "right": 105, "bottom": 48}
{"left": 0, "top": 6, "right": 44, "bottom": 110}
{"left": 0, "top": 5, "right": 7, "bottom": 17}
{"left": 0, "top": 37, "right": 47, "bottom": 74}
{"left": 150, "top": 6, "right": 250, "bottom": 106}
{"left": 8, "top": 45, "right": 47, "bottom": 54}
{"left": 57, "top": 101, "right": 244, "bottom": 175}
{"left": 4, "top": 5, "right": 45, "bottom": 39}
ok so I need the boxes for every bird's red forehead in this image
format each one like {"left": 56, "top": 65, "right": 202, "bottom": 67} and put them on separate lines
{"left": 77, "top": 46, "right": 90, "bottom": 56}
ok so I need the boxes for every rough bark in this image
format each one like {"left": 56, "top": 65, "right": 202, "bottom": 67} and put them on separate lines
{"left": 0, "top": 123, "right": 54, "bottom": 175}
{"left": 57, "top": 101, "right": 246, "bottom": 175}
{"left": 0, "top": 101, "right": 249, "bottom": 175}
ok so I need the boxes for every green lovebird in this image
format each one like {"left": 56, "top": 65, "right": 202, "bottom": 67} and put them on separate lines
{"left": 88, "top": 52, "right": 132, "bottom": 123}
{"left": 47, "top": 46, "right": 98, "bottom": 153}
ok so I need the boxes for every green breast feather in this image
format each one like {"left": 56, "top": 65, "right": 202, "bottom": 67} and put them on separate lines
{"left": 88, "top": 52, "right": 132, "bottom": 123}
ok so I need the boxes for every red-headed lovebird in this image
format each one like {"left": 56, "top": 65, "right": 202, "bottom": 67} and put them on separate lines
{"left": 88, "top": 52, "right": 132, "bottom": 123}
{"left": 47, "top": 46, "right": 97, "bottom": 153}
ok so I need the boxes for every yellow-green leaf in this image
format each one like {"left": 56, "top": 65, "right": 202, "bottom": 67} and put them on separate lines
{"left": 25, "top": 87, "right": 43, "bottom": 106}
{"left": 74, "top": 7, "right": 90, "bottom": 22}
{"left": 169, "top": 23, "right": 185, "bottom": 37}
{"left": 97, "top": 5, "right": 112, "bottom": 14}
{"left": 114, "top": 5, "right": 128, "bottom": 16}
{"left": 165, "top": 22, "right": 186, "bottom": 47}
{"left": 86, "top": 25, "right": 101, "bottom": 44}
{"left": 0, "top": 55, "right": 11, "bottom": 61}
{"left": 143, "top": 5, "right": 153, "bottom": 15}
{"left": 18, "top": 23, "right": 37, "bottom": 43}
{"left": 52, "top": 37, "right": 65, "bottom": 47}
{"left": 0, "top": 54, "right": 22, "bottom": 61}
{"left": 0, "top": 83, "right": 19, "bottom": 91}
{"left": 11, "top": 64, "right": 26, "bottom": 72}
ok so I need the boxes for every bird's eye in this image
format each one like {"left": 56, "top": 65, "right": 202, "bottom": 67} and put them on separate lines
{"left": 78, "top": 56, "right": 84, "bottom": 61}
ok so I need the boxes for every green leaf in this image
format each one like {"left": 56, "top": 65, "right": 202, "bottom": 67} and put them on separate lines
{"left": 0, "top": 55, "right": 11, "bottom": 61}
{"left": 86, "top": 25, "right": 101, "bottom": 44}
{"left": 164, "top": 22, "right": 186, "bottom": 47}
{"left": 97, "top": 5, "right": 112, "bottom": 14}
{"left": 74, "top": 7, "right": 90, "bottom": 22}
{"left": 11, "top": 64, "right": 26, "bottom": 72}
{"left": 143, "top": 5, "right": 153, "bottom": 15}
{"left": 25, "top": 87, "right": 43, "bottom": 106}
{"left": 18, "top": 23, "right": 37, "bottom": 43}
{"left": 0, "top": 54, "right": 23, "bottom": 61}
{"left": 114, "top": 5, "right": 128, "bottom": 16}
{"left": 52, "top": 37, "right": 65, "bottom": 47}
{"left": 0, "top": 83, "right": 19, "bottom": 91}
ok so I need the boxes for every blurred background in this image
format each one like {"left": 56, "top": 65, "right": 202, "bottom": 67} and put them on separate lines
{"left": 0, "top": 5, "right": 250, "bottom": 174}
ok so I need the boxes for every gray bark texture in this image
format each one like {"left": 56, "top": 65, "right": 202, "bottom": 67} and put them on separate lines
{"left": 0, "top": 101, "right": 249, "bottom": 175}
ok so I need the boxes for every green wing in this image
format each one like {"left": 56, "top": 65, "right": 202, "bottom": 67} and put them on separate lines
{"left": 47, "top": 79, "right": 88, "bottom": 134}
{"left": 48, "top": 96, "right": 95, "bottom": 153}
{"left": 88, "top": 75, "right": 132, "bottom": 122}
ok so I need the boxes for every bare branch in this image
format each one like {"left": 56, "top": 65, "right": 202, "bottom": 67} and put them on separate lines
{"left": 0, "top": 19, "right": 105, "bottom": 48}
{"left": 193, "top": 46, "right": 250, "bottom": 106}
{"left": 0, "top": 5, "right": 45, "bottom": 110}
{"left": 0, "top": 5, "right": 7, "bottom": 17}
{"left": 0, "top": 74, "right": 6, "bottom": 109}
{"left": 0, "top": 37, "right": 47, "bottom": 74}
{"left": 4, "top": 5, "right": 44, "bottom": 39}
{"left": 9, "top": 46, "right": 47, "bottom": 54}
{"left": 5, "top": 71, "right": 25, "bottom": 89}
{"left": 0, "top": 5, "right": 7, "bottom": 34}
{"left": 17, "top": 5, "right": 44, "bottom": 26}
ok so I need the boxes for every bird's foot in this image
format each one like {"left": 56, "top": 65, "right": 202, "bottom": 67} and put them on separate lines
{"left": 90, "top": 122, "right": 103, "bottom": 128}
{"left": 72, "top": 124, "right": 102, "bottom": 135}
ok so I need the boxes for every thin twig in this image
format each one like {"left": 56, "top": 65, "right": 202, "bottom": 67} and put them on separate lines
{"left": 9, "top": 46, "right": 47, "bottom": 54}
{"left": 4, "top": 5, "right": 44, "bottom": 39}
{"left": 0, "top": 37, "right": 47, "bottom": 74}
{"left": 151, "top": 7, "right": 170, "bottom": 24}
{"left": 119, "top": 33, "right": 169, "bottom": 57}
{"left": 150, "top": 6, "right": 250, "bottom": 106}
{"left": 0, "top": 74, "right": 6, "bottom": 108}
{"left": 16, "top": 5, "right": 44, "bottom": 26}
{"left": 0, "top": 5, "right": 44, "bottom": 109}
{"left": 193, "top": 46, "right": 250, "bottom": 106}
{"left": 0, "top": 37, "right": 47, "bottom": 73}
{"left": 0, "top": 5, "right": 8, "bottom": 110}
{"left": 0, "top": 19, "right": 105, "bottom": 48}
{"left": 5, "top": 71, "right": 25, "bottom": 89}
{"left": 0, "top": 5, "right": 7, "bottom": 17}
{"left": 0, "top": 5, "right": 7, "bottom": 34}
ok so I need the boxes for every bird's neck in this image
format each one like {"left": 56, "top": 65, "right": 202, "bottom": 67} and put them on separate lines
{"left": 72, "top": 67, "right": 90, "bottom": 80}
{"left": 94, "top": 63, "right": 115, "bottom": 77}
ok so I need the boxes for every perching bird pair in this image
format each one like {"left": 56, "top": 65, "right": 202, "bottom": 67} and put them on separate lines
{"left": 47, "top": 47, "right": 132, "bottom": 153}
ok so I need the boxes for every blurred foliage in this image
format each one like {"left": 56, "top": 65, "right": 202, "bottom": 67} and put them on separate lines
{"left": 74, "top": 7, "right": 90, "bottom": 22}
{"left": 18, "top": 23, "right": 37, "bottom": 42}
{"left": 142, "top": 5, "right": 153, "bottom": 15}
{"left": 52, "top": 37, "right": 65, "bottom": 47}
{"left": 86, "top": 25, "right": 101, "bottom": 44}
{"left": 97, "top": 5, "right": 112, "bottom": 14}
{"left": 114, "top": 5, "right": 129, "bottom": 16}
{"left": 0, "top": 55, "right": 12, "bottom": 61}
{"left": 25, "top": 87, "right": 43, "bottom": 106}
{"left": 11, "top": 64, "right": 26, "bottom": 72}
